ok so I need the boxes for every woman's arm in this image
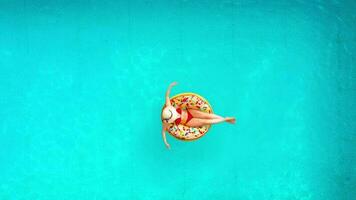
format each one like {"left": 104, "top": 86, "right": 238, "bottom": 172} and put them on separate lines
{"left": 162, "top": 124, "right": 170, "bottom": 149}
{"left": 165, "top": 82, "right": 178, "bottom": 106}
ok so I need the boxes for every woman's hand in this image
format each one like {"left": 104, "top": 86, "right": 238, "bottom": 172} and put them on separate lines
{"left": 165, "top": 143, "right": 171, "bottom": 150}
{"left": 169, "top": 82, "right": 178, "bottom": 87}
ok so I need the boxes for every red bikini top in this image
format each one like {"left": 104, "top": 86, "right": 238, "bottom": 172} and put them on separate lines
{"left": 174, "top": 108, "right": 182, "bottom": 125}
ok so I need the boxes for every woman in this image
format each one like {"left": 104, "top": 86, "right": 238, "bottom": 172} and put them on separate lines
{"left": 161, "top": 82, "right": 235, "bottom": 149}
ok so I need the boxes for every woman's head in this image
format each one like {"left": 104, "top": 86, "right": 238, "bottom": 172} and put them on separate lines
{"left": 162, "top": 106, "right": 178, "bottom": 123}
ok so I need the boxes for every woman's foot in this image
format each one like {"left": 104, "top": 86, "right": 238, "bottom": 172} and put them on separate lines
{"left": 225, "top": 117, "right": 236, "bottom": 124}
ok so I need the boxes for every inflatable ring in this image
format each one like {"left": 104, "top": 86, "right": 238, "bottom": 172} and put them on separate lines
{"left": 162, "top": 93, "right": 213, "bottom": 141}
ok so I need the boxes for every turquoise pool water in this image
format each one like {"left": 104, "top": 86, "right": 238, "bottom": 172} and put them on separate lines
{"left": 1, "top": 0, "right": 355, "bottom": 199}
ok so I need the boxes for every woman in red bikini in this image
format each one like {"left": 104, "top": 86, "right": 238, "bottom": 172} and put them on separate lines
{"left": 161, "top": 82, "right": 235, "bottom": 149}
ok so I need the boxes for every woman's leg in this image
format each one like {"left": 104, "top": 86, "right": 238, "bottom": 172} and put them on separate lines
{"left": 188, "top": 109, "right": 224, "bottom": 119}
{"left": 186, "top": 117, "right": 232, "bottom": 127}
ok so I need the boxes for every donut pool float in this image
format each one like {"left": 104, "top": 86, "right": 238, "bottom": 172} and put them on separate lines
{"left": 162, "top": 93, "right": 213, "bottom": 141}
